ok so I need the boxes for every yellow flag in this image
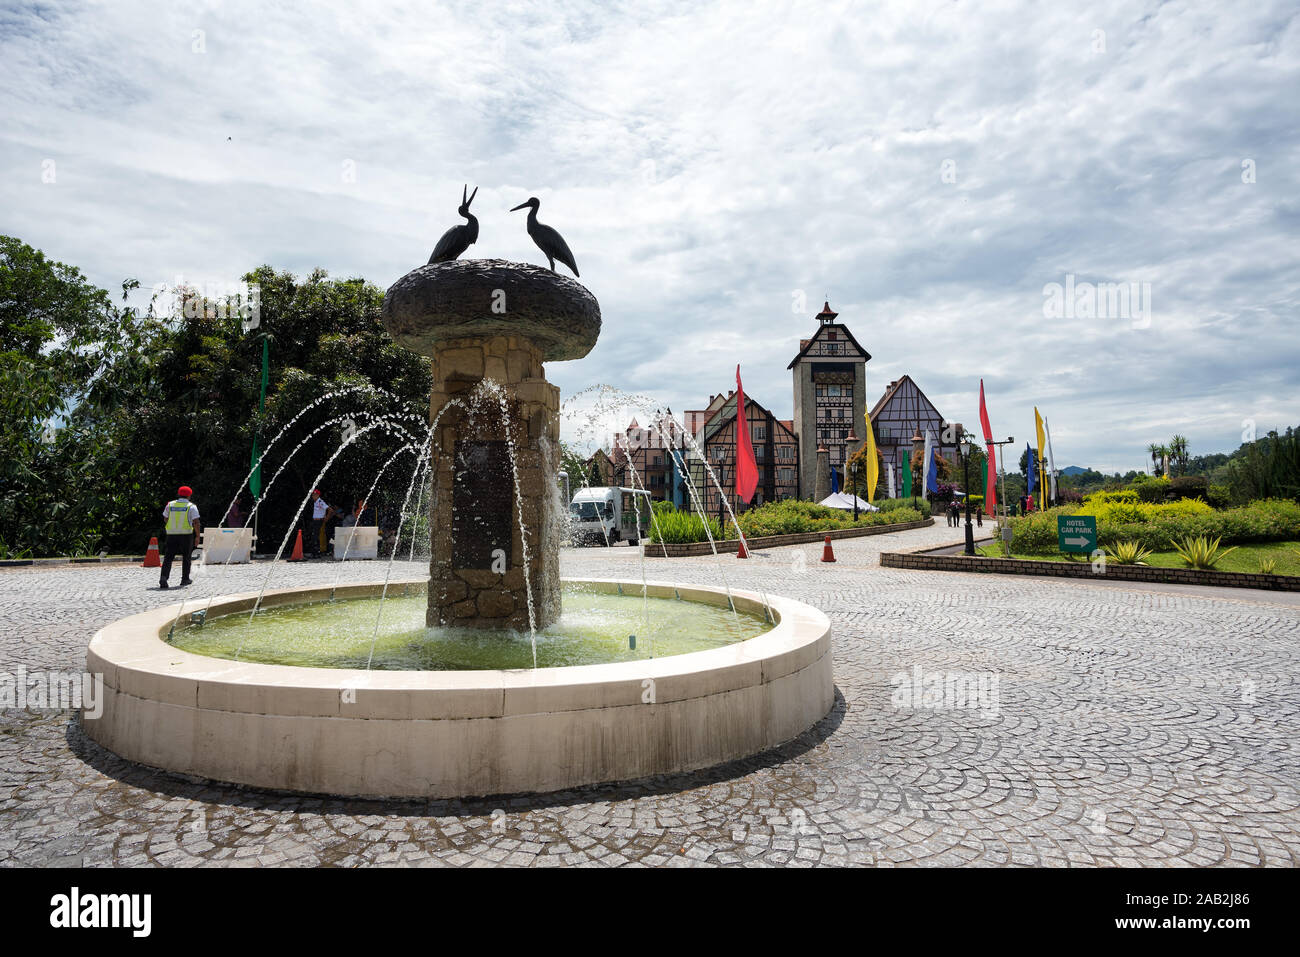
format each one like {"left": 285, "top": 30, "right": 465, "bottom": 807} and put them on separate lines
{"left": 1034, "top": 407, "right": 1047, "bottom": 509}
{"left": 864, "top": 411, "right": 879, "bottom": 504}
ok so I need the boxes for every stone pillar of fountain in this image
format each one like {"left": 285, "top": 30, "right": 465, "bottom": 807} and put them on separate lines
{"left": 382, "top": 259, "right": 600, "bottom": 630}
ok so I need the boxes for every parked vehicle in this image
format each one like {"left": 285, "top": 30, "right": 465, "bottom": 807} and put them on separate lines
{"left": 569, "top": 486, "right": 652, "bottom": 545}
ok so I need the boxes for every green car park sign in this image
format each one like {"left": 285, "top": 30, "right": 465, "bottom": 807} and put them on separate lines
{"left": 1057, "top": 515, "right": 1097, "bottom": 554}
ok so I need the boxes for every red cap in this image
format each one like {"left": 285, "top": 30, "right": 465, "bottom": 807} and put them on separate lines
{"left": 178, "top": 485, "right": 193, "bottom": 497}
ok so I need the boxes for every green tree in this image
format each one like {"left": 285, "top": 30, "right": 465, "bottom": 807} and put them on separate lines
{"left": 111, "top": 265, "right": 433, "bottom": 554}
{"left": 0, "top": 239, "right": 435, "bottom": 556}
{"left": 1168, "top": 434, "right": 1189, "bottom": 476}
{"left": 0, "top": 236, "right": 163, "bottom": 555}
{"left": 1226, "top": 427, "right": 1300, "bottom": 502}
{"left": 845, "top": 441, "right": 886, "bottom": 499}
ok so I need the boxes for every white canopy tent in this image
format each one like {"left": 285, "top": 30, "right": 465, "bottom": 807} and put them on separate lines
{"left": 819, "top": 493, "right": 879, "bottom": 512}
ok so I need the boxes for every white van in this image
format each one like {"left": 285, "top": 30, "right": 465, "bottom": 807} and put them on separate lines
{"left": 569, "top": 486, "right": 652, "bottom": 545}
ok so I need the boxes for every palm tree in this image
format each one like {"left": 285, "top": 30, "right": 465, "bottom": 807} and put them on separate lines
{"left": 1147, "top": 442, "right": 1163, "bottom": 475}
{"left": 1169, "top": 434, "right": 1188, "bottom": 476}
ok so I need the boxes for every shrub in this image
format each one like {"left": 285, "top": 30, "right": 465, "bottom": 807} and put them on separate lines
{"left": 1006, "top": 506, "right": 1077, "bottom": 554}
{"left": 1206, "top": 484, "right": 1234, "bottom": 509}
{"left": 647, "top": 510, "right": 724, "bottom": 544}
{"left": 1007, "top": 498, "right": 1300, "bottom": 554}
{"left": 1133, "top": 476, "right": 1170, "bottom": 503}
{"left": 927, "top": 482, "right": 959, "bottom": 503}
{"left": 1086, "top": 489, "right": 1138, "bottom": 505}
{"left": 1257, "top": 557, "right": 1276, "bottom": 575}
{"left": 1168, "top": 475, "right": 1209, "bottom": 500}
{"left": 878, "top": 497, "right": 923, "bottom": 512}
{"left": 1172, "top": 535, "right": 1237, "bottom": 569}
{"left": 737, "top": 499, "right": 922, "bottom": 538}
{"left": 1076, "top": 497, "right": 1211, "bottom": 526}
{"left": 1105, "top": 540, "right": 1153, "bottom": 565}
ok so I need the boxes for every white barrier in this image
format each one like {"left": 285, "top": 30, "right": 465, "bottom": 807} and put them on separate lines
{"left": 202, "top": 527, "right": 254, "bottom": 564}
{"left": 333, "top": 526, "right": 379, "bottom": 560}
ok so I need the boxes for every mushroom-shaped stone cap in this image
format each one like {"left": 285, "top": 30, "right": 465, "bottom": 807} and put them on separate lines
{"left": 382, "top": 259, "right": 600, "bottom": 361}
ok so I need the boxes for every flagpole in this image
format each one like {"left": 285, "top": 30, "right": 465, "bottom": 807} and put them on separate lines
{"left": 251, "top": 333, "right": 270, "bottom": 558}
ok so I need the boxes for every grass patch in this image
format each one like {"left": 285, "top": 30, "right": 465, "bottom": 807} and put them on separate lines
{"left": 976, "top": 540, "right": 1300, "bottom": 576}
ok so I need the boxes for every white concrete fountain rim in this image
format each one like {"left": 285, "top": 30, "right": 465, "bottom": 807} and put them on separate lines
{"left": 85, "top": 578, "right": 830, "bottom": 718}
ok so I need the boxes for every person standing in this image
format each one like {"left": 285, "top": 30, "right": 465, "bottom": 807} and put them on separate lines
{"left": 310, "top": 489, "right": 334, "bottom": 558}
{"left": 354, "top": 497, "right": 374, "bottom": 527}
{"left": 160, "top": 485, "right": 200, "bottom": 589}
{"left": 223, "top": 494, "right": 246, "bottom": 528}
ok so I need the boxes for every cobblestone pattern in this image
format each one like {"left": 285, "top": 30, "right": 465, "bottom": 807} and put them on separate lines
{"left": 1, "top": 521, "right": 1298, "bottom": 867}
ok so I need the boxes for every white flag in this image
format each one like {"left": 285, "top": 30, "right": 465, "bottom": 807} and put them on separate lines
{"left": 887, "top": 462, "right": 896, "bottom": 499}
{"left": 1045, "top": 421, "right": 1057, "bottom": 501}
{"left": 922, "top": 429, "right": 936, "bottom": 493}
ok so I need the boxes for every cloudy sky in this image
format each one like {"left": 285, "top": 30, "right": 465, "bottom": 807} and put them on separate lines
{"left": 2, "top": 0, "right": 1298, "bottom": 472}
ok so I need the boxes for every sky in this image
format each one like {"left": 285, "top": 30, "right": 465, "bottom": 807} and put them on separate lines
{"left": 2, "top": 0, "right": 1298, "bottom": 473}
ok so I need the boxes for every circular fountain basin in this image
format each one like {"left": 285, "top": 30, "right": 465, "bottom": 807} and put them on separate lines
{"left": 170, "top": 584, "right": 767, "bottom": 670}
{"left": 83, "top": 579, "right": 833, "bottom": 799}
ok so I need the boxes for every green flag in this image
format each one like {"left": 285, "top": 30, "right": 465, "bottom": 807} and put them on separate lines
{"left": 901, "top": 453, "right": 912, "bottom": 498}
{"left": 249, "top": 337, "right": 269, "bottom": 498}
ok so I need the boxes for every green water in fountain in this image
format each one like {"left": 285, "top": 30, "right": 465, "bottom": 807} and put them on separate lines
{"left": 171, "top": 585, "right": 767, "bottom": 670}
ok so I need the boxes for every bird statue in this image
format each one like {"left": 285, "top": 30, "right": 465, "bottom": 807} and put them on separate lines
{"left": 510, "top": 197, "right": 579, "bottom": 277}
{"left": 428, "top": 184, "right": 479, "bottom": 264}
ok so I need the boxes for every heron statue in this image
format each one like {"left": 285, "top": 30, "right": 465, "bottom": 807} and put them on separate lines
{"left": 428, "top": 185, "right": 479, "bottom": 264}
{"left": 510, "top": 197, "right": 579, "bottom": 277}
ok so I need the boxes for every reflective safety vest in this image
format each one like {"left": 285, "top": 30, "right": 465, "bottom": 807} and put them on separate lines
{"left": 165, "top": 499, "right": 195, "bottom": 534}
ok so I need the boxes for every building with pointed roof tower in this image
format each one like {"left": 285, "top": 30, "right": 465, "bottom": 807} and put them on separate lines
{"left": 789, "top": 301, "right": 871, "bottom": 498}
{"left": 868, "top": 375, "right": 961, "bottom": 490}
{"left": 683, "top": 389, "right": 799, "bottom": 519}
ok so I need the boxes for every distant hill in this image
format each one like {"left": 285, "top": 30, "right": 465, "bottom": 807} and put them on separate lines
{"left": 1060, "top": 465, "right": 1090, "bottom": 476}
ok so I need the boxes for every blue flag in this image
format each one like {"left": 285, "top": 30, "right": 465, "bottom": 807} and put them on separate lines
{"left": 830, "top": 466, "right": 840, "bottom": 494}
{"left": 1026, "top": 443, "right": 1038, "bottom": 497}
{"left": 923, "top": 429, "right": 938, "bottom": 493}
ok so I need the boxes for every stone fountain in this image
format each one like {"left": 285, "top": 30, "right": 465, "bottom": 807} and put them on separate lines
{"left": 81, "top": 207, "right": 834, "bottom": 800}
{"left": 382, "top": 258, "right": 600, "bottom": 631}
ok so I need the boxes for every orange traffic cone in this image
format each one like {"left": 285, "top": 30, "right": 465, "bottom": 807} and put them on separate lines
{"left": 736, "top": 537, "right": 749, "bottom": 559}
{"left": 821, "top": 535, "right": 836, "bottom": 563}
{"left": 141, "top": 537, "right": 161, "bottom": 568}
{"left": 288, "top": 529, "right": 305, "bottom": 561}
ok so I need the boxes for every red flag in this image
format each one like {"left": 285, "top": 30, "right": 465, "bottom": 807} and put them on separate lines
{"left": 735, "top": 365, "right": 758, "bottom": 503}
{"left": 978, "top": 379, "right": 997, "bottom": 517}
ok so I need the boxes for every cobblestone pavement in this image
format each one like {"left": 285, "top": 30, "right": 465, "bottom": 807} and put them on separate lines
{"left": 2, "top": 523, "right": 1298, "bottom": 867}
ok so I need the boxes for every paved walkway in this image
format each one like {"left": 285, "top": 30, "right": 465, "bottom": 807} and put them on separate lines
{"left": 1, "top": 522, "right": 1297, "bottom": 867}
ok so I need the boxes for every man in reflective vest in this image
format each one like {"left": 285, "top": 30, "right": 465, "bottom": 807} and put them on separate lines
{"left": 160, "top": 485, "right": 201, "bottom": 589}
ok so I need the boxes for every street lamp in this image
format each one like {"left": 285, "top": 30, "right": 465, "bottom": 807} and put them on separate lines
{"left": 986, "top": 435, "right": 1015, "bottom": 522}
{"left": 959, "top": 439, "right": 976, "bottom": 556}
{"left": 910, "top": 428, "right": 925, "bottom": 512}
